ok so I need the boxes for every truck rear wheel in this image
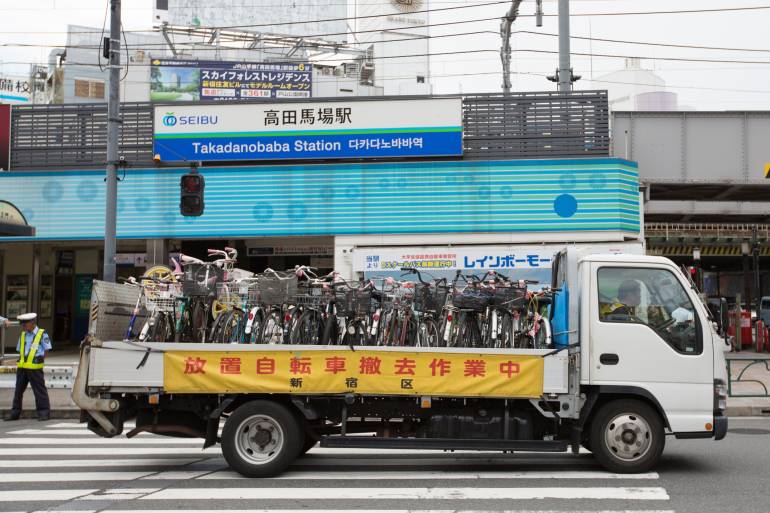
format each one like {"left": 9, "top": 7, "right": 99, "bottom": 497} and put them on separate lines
{"left": 221, "top": 400, "right": 304, "bottom": 477}
{"left": 589, "top": 399, "right": 664, "bottom": 474}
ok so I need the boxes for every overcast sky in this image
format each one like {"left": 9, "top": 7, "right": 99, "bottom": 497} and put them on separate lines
{"left": 1, "top": 0, "right": 769, "bottom": 110}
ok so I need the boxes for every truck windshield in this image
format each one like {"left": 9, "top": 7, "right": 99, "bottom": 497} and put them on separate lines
{"left": 598, "top": 267, "right": 701, "bottom": 355}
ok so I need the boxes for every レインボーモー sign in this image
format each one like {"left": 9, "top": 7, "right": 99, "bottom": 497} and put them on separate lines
{"left": 152, "top": 98, "right": 463, "bottom": 162}
{"left": 164, "top": 348, "right": 544, "bottom": 398}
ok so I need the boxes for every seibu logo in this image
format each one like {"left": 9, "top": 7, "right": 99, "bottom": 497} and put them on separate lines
{"left": 162, "top": 112, "right": 218, "bottom": 127}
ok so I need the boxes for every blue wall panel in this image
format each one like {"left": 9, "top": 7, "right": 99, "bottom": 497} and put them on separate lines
{"left": 0, "top": 158, "right": 639, "bottom": 241}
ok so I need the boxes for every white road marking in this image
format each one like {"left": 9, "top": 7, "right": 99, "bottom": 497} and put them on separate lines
{"left": 0, "top": 447, "right": 219, "bottom": 456}
{"left": 0, "top": 458, "right": 203, "bottom": 468}
{"left": 0, "top": 437, "right": 203, "bottom": 445}
{"left": 142, "top": 487, "right": 671, "bottom": 501}
{"left": 0, "top": 489, "right": 98, "bottom": 502}
{"left": 201, "top": 469, "right": 659, "bottom": 480}
{"left": 77, "top": 488, "right": 161, "bottom": 501}
{"left": 105, "top": 511, "right": 677, "bottom": 513}
{"left": 7, "top": 429, "right": 167, "bottom": 436}
{"left": 0, "top": 468, "right": 657, "bottom": 483}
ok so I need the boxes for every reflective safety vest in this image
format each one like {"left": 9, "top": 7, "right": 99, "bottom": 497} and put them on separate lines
{"left": 18, "top": 329, "right": 46, "bottom": 370}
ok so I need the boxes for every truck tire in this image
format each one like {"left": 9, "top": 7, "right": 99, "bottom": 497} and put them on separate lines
{"left": 589, "top": 399, "right": 664, "bottom": 474}
{"left": 221, "top": 400, "right": 305, "bottom": 478}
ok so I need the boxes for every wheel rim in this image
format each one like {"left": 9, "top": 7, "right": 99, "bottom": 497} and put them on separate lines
{"left": 234, "top": 414, "right": 285, "bottom": 465}
{"left": 604, "top": 412, "right": 653, "bottom": 462}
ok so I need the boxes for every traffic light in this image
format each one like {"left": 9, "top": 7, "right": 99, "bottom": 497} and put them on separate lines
{"left": 180, "top": 171, "right": 204, "bottom": 216}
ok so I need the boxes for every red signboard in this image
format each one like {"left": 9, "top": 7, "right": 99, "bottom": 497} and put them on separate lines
{"left": 0, "top": 104, "right": 10, "bottom": 170}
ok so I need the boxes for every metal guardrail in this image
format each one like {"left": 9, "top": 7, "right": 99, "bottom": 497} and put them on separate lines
{"left": 0, "top": 365, "right": 74, "bottom": 389}
{"left": 7, "top": 91, "right": 610, "bottom": 170}
{"left": 726, "top": 353, "right": 770, "bottom": 398}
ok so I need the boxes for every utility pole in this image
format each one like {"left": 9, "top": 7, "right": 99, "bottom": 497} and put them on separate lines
{"left": 547, "top": 0, "right": 580, "bottom": 91}
{"left": 103, "top": 0, "right": 121, "bottom": 283}
{"left": 499, "top": 0, "right": 522, "bottom": 94}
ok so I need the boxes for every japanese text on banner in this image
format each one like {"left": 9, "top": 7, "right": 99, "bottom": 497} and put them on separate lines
{"left": 164, "top": 349, "right": 544, "bottom": 398}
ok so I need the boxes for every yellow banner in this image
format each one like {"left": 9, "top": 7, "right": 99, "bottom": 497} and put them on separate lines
{"left": 164, "top": 349, "right": 544, "bottom": 398}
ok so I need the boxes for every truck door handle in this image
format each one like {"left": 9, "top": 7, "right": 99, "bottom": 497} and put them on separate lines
{"left": 600, "top": 353, "right": 619, "bottom": 365}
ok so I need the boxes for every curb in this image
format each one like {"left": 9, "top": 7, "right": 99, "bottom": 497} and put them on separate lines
{"left": 726, "top": 406, "right": 770, "bottom": 417}
{"left": 0, "top": 409, "right": 81, "bottom": 420}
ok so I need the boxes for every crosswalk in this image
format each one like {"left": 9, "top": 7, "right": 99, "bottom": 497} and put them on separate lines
{"left": 0, "top": 420, "right": 676, "bottom": 513}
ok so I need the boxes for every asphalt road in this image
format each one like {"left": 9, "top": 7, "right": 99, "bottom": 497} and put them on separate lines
{"left": 0, "top": 415, "right": 767, "bottom": 513}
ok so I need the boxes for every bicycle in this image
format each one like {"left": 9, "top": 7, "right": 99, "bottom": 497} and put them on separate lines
{"left": 400, "top": 268, "right": 449, "bottom": 348}
{"left": 440, "top": 271, "right": 490, "bottom": 348}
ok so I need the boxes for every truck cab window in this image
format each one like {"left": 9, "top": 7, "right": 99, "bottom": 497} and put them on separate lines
{"left": 598, "top": 267, "right": 701, "bottom": 355}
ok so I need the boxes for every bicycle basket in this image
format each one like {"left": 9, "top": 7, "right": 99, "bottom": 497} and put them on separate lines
{"left": 334, "top": 288, "right": 373, "bottom": 317}
{"left": 257, "top": 275, "right": 298, "bottom": 305}
{"left": 413, "top": 283, "right": 449, "bottom": 312}
{"left": 294, "top": 293, "right": 329, "bottom": 308}
{"left": 452, "top": 289, "right": 492, "bottom": 311}
{"left": 144, "top": 288, "right": 178, "bottom": 313}
{"left": 492, "top": 285, "right": 527, "bottom": 307}
{"left": 216, "top": 283, "right": 247, "bottom": 307}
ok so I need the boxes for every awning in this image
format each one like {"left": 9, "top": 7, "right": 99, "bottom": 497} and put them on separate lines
{"left": 0, "top": 222, "right": 35, "bottom": 236}
{"left": 0, "top": 200, "right": 35, "bottom": 236}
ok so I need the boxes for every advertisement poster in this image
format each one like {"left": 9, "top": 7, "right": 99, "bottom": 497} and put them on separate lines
{"left": 354, "top": 246, "right": 555, "bottom": 286}
{"left": 4, "top": 274, "right": 29, "bottom": 318}
{"left": 153, "top": 97, "right": 463, "bottom": 161}
{"left": 150, "top": 59, "right": 312, "bottom": 101}
{"left": 165, "top": 348, "right": 544, "bottom": 398}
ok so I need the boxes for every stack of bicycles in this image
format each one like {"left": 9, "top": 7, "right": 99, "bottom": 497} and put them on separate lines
{"left": 121, "top": 250, "right": 555, "bottom": 350}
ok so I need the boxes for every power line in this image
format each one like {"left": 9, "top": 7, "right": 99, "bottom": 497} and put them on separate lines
{"left": 3, "top": 4, "right": 770, "bottom": 35}
{"left": 514, "top": 30, "right": 770, "bottom": 53}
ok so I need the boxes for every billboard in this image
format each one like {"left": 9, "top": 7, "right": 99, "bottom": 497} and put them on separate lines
{"left": 0, "top": 74, "right": 32, "bottom": 104}
{"left": 353, "top": 245, "right": 555, "bottom": 287}
{"left": 153, "top": 97, "right": 463, "bottom": 161}
{"left": 150, "top": 59, "right": 312, "bottom": 101}
{"left": 158, "top": 0, "right": 348, "bottom": 43}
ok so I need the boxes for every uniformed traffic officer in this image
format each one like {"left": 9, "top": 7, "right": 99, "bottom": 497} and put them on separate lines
{"left": 4, "top": 313, "right": 51, "bottom": 421}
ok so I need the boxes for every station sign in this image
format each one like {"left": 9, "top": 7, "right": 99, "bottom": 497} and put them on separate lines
{"left": 152, "top": 98, "right": 463, "bottom": 162}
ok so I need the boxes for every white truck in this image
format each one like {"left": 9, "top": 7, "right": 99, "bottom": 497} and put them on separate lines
{"left": 72, "top": 247, "right": 729, "bottom": 477}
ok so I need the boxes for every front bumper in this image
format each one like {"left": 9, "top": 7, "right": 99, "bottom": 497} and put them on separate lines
{"left": 714, "top": 414, "right": 728, "bottom": 440}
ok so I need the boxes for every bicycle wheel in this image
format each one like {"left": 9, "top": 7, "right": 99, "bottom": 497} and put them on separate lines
{"left": 222, "top": 309, "right": 246, "bottom": 343}
{"left": 247, "top": 308, "right": 266, "bottom": 344}
{"left": 147, "top": 312, "right": 174, "bottom": 342}
{"left": 191, "top": 300, "right": 209, "bottom": 343}
{"left": 342, "top": 319, "right": 367, "bottom": 346}
{"left": 416, "top": 318, "right": 439, "bottom": 348}
{"left": 532, "top": 316, "right": 553, "bottom": 349}
{"left": 456, "top": 312, "right": 482, "bottom": 348}
{"left": 320, "top": 314, "right": 340, "bottom": 345}
{"left": 284, "top": 307, "right": 303, "bottom": 344}
{"left": 208, "top": 310, "right": 229, "bottom": 343}
{"left": 497, "top": 311, "right": 515, "bottom": 349}
{"left": 262, "top": 309, "right": 284, "bottom": 344}
{"left": 292, "top": 310, "right": 323, "bottom": 344}
{"left": 176, "top": 304, "right": 195, "bottom": 342}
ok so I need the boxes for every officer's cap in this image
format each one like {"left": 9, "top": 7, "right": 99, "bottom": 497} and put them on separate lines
{"left": 17, "top": 313, "right": 37, "bottom": 322}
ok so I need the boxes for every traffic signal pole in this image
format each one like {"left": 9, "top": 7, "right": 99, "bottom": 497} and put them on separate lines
{"left": 557, "top": 0, "right": 573, "bottom": 92}
{"left": 103, "top": 0, "right": 121, "bottom": 283}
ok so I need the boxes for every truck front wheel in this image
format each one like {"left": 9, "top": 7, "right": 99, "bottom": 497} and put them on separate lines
{"left": 589, "top": 399, "right": 664, "bottom": 474}
{"left": 221, "top": 400, "right": 305, "bottom": 477}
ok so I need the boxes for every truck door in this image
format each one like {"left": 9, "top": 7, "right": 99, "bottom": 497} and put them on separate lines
{"left": 589, "top": 262, "right": 713, "bottom": 433}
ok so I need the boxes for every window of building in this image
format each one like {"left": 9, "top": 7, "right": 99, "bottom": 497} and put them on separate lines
{"left": 598, "top": 267, "right": 701, "bottom": 355}
{"left": 74, "top": 79, "right": 105, "bottom": 99}
{"left": 416, "top": 75, "right": 426, "bottom": 83}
